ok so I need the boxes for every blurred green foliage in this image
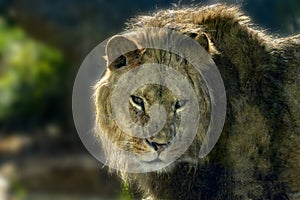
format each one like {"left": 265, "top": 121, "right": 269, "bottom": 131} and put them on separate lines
{"left": 11, "top": 179, "right": 27, "bottom": 200}
{"left": 120, "top": 182, "right": 133, "bottom": 200}
{"left": 0, "top": 19, "right": 66, "bottom": 129}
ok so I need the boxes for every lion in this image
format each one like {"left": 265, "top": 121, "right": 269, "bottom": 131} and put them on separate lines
{"left": 94, "top": 4, "right": 300, "bottom": 199}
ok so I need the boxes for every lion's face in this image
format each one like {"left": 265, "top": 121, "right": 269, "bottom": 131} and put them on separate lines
{"left": 94, "top": 32, "right": 211, "bottom": 172}
{"left": 128, "top": 84, "right": 184, "bottom": 161}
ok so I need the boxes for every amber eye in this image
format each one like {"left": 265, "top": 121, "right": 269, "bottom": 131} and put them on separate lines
{"left": 174, "top": 100, "right": 187, "bottom": 111}
{"left": 130, "top": 95, "right": 145, "bottom": 111}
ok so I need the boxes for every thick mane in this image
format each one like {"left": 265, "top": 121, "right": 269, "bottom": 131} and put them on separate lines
{"left": 94, "top": 3, "right": 300, "bottom": 199}
{"left": 128, "top": 4, "right": 248, "bottom": 28}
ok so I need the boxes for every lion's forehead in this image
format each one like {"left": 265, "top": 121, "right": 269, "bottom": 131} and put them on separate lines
{"left": 134, "top": 84, "right": 177, "bottom": 104}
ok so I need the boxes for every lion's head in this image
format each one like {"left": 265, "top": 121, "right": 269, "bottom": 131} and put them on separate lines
{"left": 94, "top": 29, "right": 212, "bottom": 173}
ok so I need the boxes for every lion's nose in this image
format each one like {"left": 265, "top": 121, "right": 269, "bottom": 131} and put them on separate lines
{"left": 145, "top": 138, "right": 169, "bottom": 152}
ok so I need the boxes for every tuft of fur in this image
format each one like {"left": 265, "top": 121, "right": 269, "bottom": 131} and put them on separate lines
{"left": 94, "top": 4, "right": 300, "bottom": 199}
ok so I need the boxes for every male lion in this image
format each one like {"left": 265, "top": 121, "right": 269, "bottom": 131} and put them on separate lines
{"left": 94, "top": 4, "right": 300, "bottom": 199}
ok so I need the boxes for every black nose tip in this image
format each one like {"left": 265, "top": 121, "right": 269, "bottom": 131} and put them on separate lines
{"left": 145, "top": 139, "right": 168, "bottom": 152}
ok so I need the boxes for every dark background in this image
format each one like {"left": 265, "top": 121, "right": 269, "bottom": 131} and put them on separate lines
{"left": 0, "top": 0, "right": 299, "bottom": 199}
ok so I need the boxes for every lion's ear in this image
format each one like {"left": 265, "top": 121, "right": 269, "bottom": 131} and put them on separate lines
{"left": 188, "top": 33, "right": 210, "bottom": 52}
{"left": 105, "top": 35, "right": 138, "bottom": 70}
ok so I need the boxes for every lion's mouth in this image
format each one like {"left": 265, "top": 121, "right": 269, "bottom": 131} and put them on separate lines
{"left": 141, "top": 157, "right": 164, "bottom": 164}
{"left": 135, "top": 150, "right": 167, "bottom": 164}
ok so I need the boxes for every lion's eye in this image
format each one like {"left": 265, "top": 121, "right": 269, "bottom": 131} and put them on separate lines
{"left": 174, "top": 100, "right": 187, "bottom": 112}
{"left": 130, "top": 95, "right": 145, "bottom": 111}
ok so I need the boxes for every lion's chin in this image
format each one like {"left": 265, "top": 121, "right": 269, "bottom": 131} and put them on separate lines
{"left": 133, "top": 150, "right": 180, "bottom": 173}
{"left": 136, "top": 158, "right": 176, "bottom": 173}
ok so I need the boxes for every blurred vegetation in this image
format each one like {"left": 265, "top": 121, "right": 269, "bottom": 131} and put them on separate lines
{"left": 242, "top": 0, "right": 300, "bottom": 35}
{"left": 0, "top": 20, "right": 66, "bottom": 130}
{"left": 119, "top": 182, "right": 133, "bottom": 200}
